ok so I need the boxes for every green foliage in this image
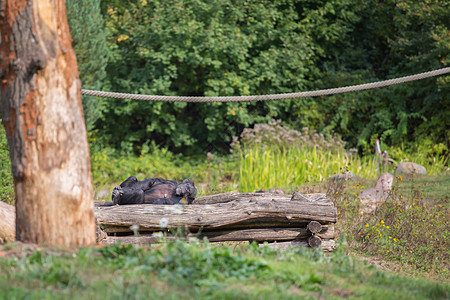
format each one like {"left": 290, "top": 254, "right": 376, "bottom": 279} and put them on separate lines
{"left": 94, "top": 0, "right": 448, "bottom": 155}
{"left": 66, "top": 0, "right": 109, "bottom": 131}
{"left": 0, "top": 126, "right": 14, "bottom": 205}
{"left": 97, "top": 0, "right": 365, "bottom": 154}
{"left": 384, "top": 143, "right": 449, "bottom": 175}
{"left": 309, "top": 0, "right": 449, "bottom": 153}
{"left": 1, "top": 240, "right": 448, "bottom": 299}
{"left": 90, "top": 144, "right": 238, "bottom": 198}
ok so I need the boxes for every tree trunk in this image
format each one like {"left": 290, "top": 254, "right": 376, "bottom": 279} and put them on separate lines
{"left": 0, "top": 0, "right": 95, "bottom": 246}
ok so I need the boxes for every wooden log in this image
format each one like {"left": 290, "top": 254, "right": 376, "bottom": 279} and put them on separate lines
{"left": 100, "top": 235, "right": 335, "bottom": 252}
{"left": 198, "top": 226, "right": 334, "bottom": 242}
{"left": 95, "top": 199, "right": 337, "bottom": 233}
{"left": 291, "top": 192, "right": 313, "bottom": 202}
{"left": 307, "top": 235, "right": 322, "bottom": 248}
{"left": 95, "top": 200, "right": 114, "bottom": 207}
{"left": 102, "top": 224, "right": 334, "bottom": 241}
{"left": 100, "top": 234, "right": 159, "bottom": 246}
{"left": 193, "top": 192, "right": 332, "bottom": 205}
{"left": 307, "top": 221, "right": 322, "bottom": 234}
{"left": 96, "top": 223, "right": 107, "bottom": 243}
{"left": 0, "top": 201, "right": 15, "bottom": 243}
{"left": 261, "top": 239, "right": 336, "bottom": 252}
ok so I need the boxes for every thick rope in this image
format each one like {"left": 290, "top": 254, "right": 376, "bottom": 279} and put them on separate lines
{"left": 81, "top": 67, "right": 450, "bottom": 102}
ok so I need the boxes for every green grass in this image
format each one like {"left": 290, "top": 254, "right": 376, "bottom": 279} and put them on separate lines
{"left": 238, "top": 145, "right": 379, "bottom": 192}
{"left": 1, "top": 127, "right": 449, "bottom": 286}
{"left": 90, "top": 147, "right": 238, "bottom": 200}
{"left": 0, "top": 240, "right": 448, "bottom": 299}
{"left": 329, "top": 173, "right": 450, "bottom": 280}
{"left": 237, "top": 144, "right": 449, "bottom": 193}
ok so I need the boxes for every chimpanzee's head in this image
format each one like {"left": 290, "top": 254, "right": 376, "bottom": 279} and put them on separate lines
{"left": 176, "top": 179, "right": 197, "bottom": 204}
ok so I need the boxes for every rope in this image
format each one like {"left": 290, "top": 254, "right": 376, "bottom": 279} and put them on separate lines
{"left": 81, "top": 67, "right": 450, "bottom": 102}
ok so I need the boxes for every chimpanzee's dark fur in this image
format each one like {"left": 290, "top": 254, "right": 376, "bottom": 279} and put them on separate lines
{"left": 111, "top": 176, "right": 196, "bottom": 205}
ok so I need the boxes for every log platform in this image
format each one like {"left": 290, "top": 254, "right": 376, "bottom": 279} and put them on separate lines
{"left": 95, "top": 192, "right": 337, "bottom": 251}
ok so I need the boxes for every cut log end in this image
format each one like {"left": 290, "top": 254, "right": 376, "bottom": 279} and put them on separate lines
{"left": 307, "top": 221, "right": 322, "bottom": 234}
{"left": 307, "top": 235, "right": 322, "bottom": 248}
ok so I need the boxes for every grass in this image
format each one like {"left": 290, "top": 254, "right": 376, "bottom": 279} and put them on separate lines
{"left": 329, "top": 173, "right": 450, "bottom": 280}
{"left": 238, "top": 145, "right": 378, "bottom": 192}
{"left": 0, "top": 240, "right": 448, "bottom": 299}
{"left": 1, "top": 125, "right": 449, "bottom": 291}
{"left": 90, "top": 147, "right": 238, "bottom": 200}
{"left": 237, "top": 144, "right": 448, "bottom": 193}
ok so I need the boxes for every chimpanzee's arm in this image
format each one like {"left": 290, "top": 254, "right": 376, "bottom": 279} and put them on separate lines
{"left": 116, "top": 189, "right": 145, "bottom": 205}
{"left": 120, "top": 176, "right": 138, "bottom": 188}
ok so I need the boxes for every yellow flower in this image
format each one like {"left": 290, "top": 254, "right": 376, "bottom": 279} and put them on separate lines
{"left": 117, "top": 34, "right": 130, "bottom": 42}
{"left": 381, "top": 220, "right": 384, "bottom": 224}
{"left": 386, "top": 226, "right": 389, "bottom": 229}
{"left": 365, "top": 224, "right": 369, "bottom": 227}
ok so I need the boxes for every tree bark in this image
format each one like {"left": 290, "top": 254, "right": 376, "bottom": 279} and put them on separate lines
{"left": 0, "top": 0, "right": 95, "bottom": 246}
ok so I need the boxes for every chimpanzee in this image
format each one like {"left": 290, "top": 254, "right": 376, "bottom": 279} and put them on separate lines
{"left": 111, "top": 176, "right": 197, "bottom": 205}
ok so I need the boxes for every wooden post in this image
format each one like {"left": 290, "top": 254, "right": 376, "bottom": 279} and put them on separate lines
{"left": 0, "top": 0, "right": 95, "bottom": 246}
